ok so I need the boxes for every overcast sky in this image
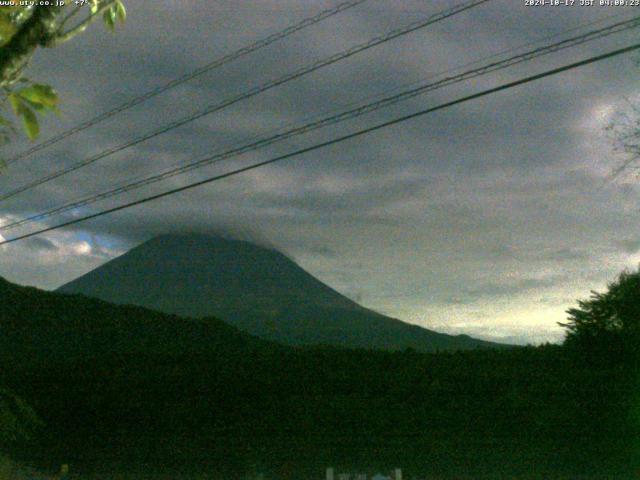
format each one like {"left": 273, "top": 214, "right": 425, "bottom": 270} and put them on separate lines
{"left": 1, "top": 0, "right": 640, "bottom": 344}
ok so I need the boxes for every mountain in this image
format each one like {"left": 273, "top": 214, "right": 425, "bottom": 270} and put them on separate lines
{"left": 57, "top": 233, "right": 502, "bottom": 351}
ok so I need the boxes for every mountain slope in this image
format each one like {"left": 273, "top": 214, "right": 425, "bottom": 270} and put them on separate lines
{"left": 0, "top": 274, "right": 267, "bottom": 366}
{"left": 58, "top": 234, "right": 502, "bottom": 351}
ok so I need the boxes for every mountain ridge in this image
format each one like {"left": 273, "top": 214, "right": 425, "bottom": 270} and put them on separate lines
{"left": 57, "top": 233, "right": 505, "bottom": 351}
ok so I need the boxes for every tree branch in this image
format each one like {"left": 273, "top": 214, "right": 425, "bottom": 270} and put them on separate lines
{"left": 56, "top": 4, "right": 84, "bottom": 33}
{"left": 52, "top": 0, "right": 117, "bottom": 46}
{"left": 0, "top": 6, "right": 64, "bottom": 88}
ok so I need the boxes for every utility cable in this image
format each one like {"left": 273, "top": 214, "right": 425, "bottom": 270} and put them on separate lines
{"left": 3, "top": 15, "right": 639, "bottom": 232}
{"left": 1, "top": 41, "right": 637, "bottom": 246}
{"left": 3, "top": 0, "right": 371, "bottom": 166}
{"left": 0, "top": 0, "right": 491, "bottom": 202}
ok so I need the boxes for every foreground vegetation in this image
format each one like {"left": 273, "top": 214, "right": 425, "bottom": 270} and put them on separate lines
{"left": 0, "top": 269, "right": 638, "bottom": 478}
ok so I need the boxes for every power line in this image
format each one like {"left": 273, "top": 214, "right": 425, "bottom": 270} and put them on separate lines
{"left": 3, "top": 15, "right": 639, "bottom": 232}
{"left": 3, "top": 0, "right": 370, "bottom": 166}
{"left": 2, "top": 41, "right": 637, "bottom": 246}
{"left": 4, "top": 15, "right": 638, "bottom": 231}
{"left": 0, "top": 0, "right": 491, "bottom": 203}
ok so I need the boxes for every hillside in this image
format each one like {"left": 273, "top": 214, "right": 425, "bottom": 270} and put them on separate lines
{"left": 0, "top": 276, "right": 634, "bottom": 478}
{"left": 0, "top": 274, "right": 267, "bottom": 365}
{"left": 58, "top": 234, "right": 502, "bottom": 351}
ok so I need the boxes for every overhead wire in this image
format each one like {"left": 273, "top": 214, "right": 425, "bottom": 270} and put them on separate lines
{"left": 0, "top": 0, "right": 491, "bottom": 203}
{"left": 2, "top": 41, "right": 638, "bottom": 246}
{"left": 2, "top": 0, "right": 371, "bottom": 166}
{"left": 3, "top": 14, "right": 639, "bottom": 232}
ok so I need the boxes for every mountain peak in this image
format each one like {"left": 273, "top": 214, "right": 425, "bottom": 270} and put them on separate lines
{"left": 150, "top": 231, "right": 282, "bottom": 252}
{"left": 59, "top": 233, "right": 360, "bottom": 315}
{"left": 58, "top": 234, "right": 504, "bottom": 351}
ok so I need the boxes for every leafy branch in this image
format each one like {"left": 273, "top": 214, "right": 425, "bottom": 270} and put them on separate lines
{"left": 53, "top": 0, "right": 126, "bottom": 45}
{"left": 0, "top": 2, "right": 126, "bottom": 142}
{"left": 5, "top": 82, "right": 59, "bottom": 140}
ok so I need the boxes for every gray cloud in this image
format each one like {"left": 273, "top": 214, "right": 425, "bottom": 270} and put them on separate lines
{"left": 22, "top": 237, "right": 58, "bottom": 252}
{"left": 0, "top": 0, "right": 639, "bottom": 343}
{"left": 615, "top": 238, "right": 640, "bottom": 254}
{"left": 443, "top": 275, "right": 570, "bottom": 305}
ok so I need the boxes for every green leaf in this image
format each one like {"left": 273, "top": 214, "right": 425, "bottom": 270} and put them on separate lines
{"left": 115, "top": 0, "right": 126, "bottom": 23}
{"left": 7, "top": 93, "right": 22, "bottom": 116}
{"left": 102, "top": 2, "right": 125, "bottom": 31}
{"left": 19, "top": 106, "right": 38, "bottom": 140}
{"left": 8, "top": 93, "right": 40, "bottom": 140}
{"left": 103, "top": 6, "right": 116, "bottom": 31}
{"left": 20, "top": 99, "right": 46, "bottom": 112}
{"left": 16, "top": 84, "right": 58, "bottom": 109}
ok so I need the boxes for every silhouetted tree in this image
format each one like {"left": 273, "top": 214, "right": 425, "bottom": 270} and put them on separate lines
{"left": 560, "top": 267, "right": 640, "bottom": 361}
